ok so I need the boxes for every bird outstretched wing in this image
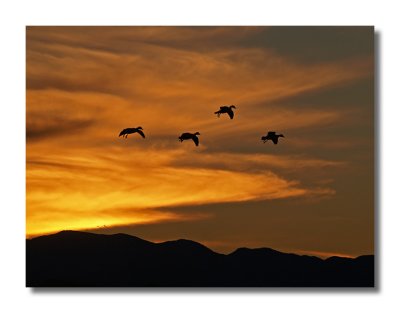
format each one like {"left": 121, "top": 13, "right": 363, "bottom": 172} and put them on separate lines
{"left": 192, "top": 136, "right": 199, "bottom": 146}
{"left": 228, "top": 110, "right": 234, "bottom": 119}
{"left": 271, "top": 137, "right": 278, "bottom": 144}
{"left": 136, "top": 129, "right": 145, "bottom": 138}
{"left": 119, "top": 129, "right": 127, "bottom": 137}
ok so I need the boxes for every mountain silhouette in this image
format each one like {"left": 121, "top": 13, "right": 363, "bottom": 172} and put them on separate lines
{"left": 26, "top": 231, "right": 374, "bottom": 287}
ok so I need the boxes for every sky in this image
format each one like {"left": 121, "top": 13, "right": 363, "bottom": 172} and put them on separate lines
{"left": 26, "top": 26, "right": 374, "bottom": 258}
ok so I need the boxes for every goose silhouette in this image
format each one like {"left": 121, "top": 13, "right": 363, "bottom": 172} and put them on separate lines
{"left": 179, "top": 132, "right": 200, "bottom": 146}
{"left": 119, "top": 126, "right": 145, "bottom": 139}
{"left": 261, "top": 131, "right": 284, "bottom": 144}
{"left": 214, "top": 105, "right": 236, "bottom": 119}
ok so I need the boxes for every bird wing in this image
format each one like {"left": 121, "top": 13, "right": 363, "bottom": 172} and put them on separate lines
{"left": 228, "top": 109, "right": 234, "bottom": 119}
{"left": 136, "top": 129, "right": 145, "bottom": 138}
{"left": 119, "top": 129, "right": 127, "bottom": 136}
{"left": 268, "top": 131, "right": 276, "bottom": 136}
{"left": 192, "top": 136, "right": 199, "bottom": 146}
{"left": 271, "top": 137, "right": 278, "bottom": 144}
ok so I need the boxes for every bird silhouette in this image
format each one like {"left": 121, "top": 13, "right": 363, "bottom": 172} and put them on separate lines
{"left": 214, "top": 105, "right": 236, "bottom": 119}
{"left": 261, "top": 131, "right": 285, "bottom": 144}
{"left": 119, "top": 126, "right": 145, "bottom": 139}
{"left": 179, "top": 132, "right": 200, "bottom": 146}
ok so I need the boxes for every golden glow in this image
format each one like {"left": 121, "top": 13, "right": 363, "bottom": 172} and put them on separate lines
{"left": 26, "top": 145, "right": 338, "bottom": 236}
{"left": 292, "top": 250, "right": 356, "bottom": 259}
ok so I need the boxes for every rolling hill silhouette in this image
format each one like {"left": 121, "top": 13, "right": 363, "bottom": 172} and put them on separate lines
{"left": 26, "top": 231, "right": 374, "bottom": 287}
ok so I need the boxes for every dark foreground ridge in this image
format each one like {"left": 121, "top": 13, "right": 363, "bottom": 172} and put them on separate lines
{"left": 26, "top": 231, "right": 374, "bottom": 287}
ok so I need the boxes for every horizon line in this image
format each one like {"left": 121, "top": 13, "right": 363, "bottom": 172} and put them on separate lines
{"left": 26, "top": 229, "right": 371, "bottom": 260}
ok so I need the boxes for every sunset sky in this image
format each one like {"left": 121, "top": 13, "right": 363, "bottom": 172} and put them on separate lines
{"left": 26, "top": 26, "right": 374, "bottom": 258}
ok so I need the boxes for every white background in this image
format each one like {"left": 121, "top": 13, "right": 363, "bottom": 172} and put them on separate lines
{"left": 0, "top": 0, "right": 399, "bottom": 312}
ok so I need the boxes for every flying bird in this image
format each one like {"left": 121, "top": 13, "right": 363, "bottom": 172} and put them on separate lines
{"left": 179, "top": 132, "right": 200, "bottom": 146}
{"left": 261, "top": 131, "right": 285, "bottom": 144}
{"left": 214, "top": 105, "right": 236, "bottom": 119}
{"left": 119, "top": 126, "right": 145, "bottom": 139}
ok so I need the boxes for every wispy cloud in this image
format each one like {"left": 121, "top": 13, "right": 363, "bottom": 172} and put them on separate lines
{"left": 26, "top": 116, "right": 93, "bottom": 141}
{"left": 26, "top": 146, "right": 338, "bottom": 236}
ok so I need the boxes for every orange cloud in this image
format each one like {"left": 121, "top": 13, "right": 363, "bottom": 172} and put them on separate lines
{"left": 26, "top": 144, "right": 337, "bottom": 236}
{"left": 27, "top": 30, "right": 372, "bottom": 152}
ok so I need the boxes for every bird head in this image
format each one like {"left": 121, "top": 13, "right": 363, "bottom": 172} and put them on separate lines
{"left": 230, "top": 105, "right": 236, "bottom": 109}
{"left": 137, "top": 126, "right": 143, "bottom": 130}
{"left": 279, "top": 134, "right": 285, "bottom": 138}
{"left": 194, "top": 132, "right": 200, "bottom": 136}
